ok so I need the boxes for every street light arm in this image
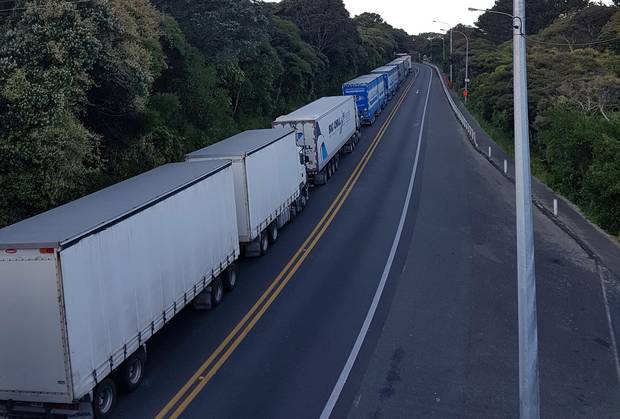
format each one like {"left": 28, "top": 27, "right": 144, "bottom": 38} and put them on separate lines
{"left": 467, "top": 7, "right": 524, "bottom": 35}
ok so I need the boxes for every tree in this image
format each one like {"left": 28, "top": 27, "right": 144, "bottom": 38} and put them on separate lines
{"left": 476, "top": 0, "right": 590, "bottom": 44}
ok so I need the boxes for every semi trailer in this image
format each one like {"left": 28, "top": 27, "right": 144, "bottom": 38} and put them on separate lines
{"left": 395, "top": 54, "right": 413, "bottom": 74}
{"left": 186, "top": 128, "right": 308, "bottom": 257}
{"left": 273, "top": 96, "right": 360, "bottom": 185}
{"left": 371, "top": 65, "right": 399, "bottom": 99}
{"left": 0, "top": 162, "right": 240, "bottom": 418}
{"left": 342, "top": 74, "right": 387, "bottom": 125}
{"left": 387, "top": 58, "right": 409, "bottom": 83}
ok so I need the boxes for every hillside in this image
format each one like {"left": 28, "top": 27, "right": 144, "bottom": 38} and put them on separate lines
{"left": 415, "top": 1, "right": 620, "bottom": 237}
{"left": 0, "top": 0, "right": 413, "bottom": 227}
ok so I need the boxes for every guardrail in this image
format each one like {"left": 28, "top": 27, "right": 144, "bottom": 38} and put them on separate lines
{"left": 431, "top": 65, "right": 478, "bottom": 147}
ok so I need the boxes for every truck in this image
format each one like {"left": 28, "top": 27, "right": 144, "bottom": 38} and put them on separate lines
{"left": 0, "top": 161, "right": 240, "bottom": 418}
{"left": 371, "top": 65, "right": 399, "bottom": 100}
{"left": 342, "top": 74, "right": 387, "bottom": 125}
{"left": 395, "top": 54, "right": 413, "bottom": 74}
{"left": 273, "top": 96, "right": 360, "bottom": 186}
{"left": 387, "top": 58, "right": 408, "bottom": 84}
{"left": 186, "top": 128, "right": 308, "bottom": 257}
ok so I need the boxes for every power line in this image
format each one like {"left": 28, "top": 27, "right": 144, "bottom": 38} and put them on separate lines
{"left": 524, "top": 34, "right": 620, "bottom": 47}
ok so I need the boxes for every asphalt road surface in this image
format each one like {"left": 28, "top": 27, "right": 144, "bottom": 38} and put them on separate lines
{"left": 113, "top": 65, "right": 620, "bottom": 419}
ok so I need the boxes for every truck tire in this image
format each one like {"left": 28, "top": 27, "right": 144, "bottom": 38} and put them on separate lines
{"left": 223, "top": 264, "right": 238, "bottom": 292}
{"left": 260, "top": 233, "right": 269, "bottom": 255}
{"left": 268, "top": 222, "right": 278, "bottom": 244}
{"left": 211, "top": 277, "right": 224, "bottom": 308}
{"left": 93, "top": 378, "right": 117, "bottom": 419}
{"left": 119, "top": 348, "right": 146, "bottom": 393}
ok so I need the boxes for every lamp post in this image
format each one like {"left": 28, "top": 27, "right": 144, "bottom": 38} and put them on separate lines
{"left": 442, "top": 28, "right": 469, "bottom": 103}
{"left": 469, "top": 5, "right": 539, "bottom": 419}
{"left": 433, "top": 20, "right": 453, "bottom": 84}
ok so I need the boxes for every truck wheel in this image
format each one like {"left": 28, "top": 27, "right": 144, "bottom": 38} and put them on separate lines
{"left": 223, "top": 264, "right": 238, "bottom": 292}
{"left": 268, "top": 222, "right": 278, "bottom": 244}
{"left": 94, "top": 378, "right": 117, "bottom": 419}
{"left": 260, "top": 233, "right": 269, "bottom": 255}
{"left": 211, "top": 277, "right": 224, "bottom": 307}
{"left": 119, "top": 349, "right": 146, "bottom": 393}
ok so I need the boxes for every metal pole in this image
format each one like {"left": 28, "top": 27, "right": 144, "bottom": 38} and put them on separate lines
{"left": 429, "top": 39, "right": 433, "bottom": 62}
{"left": 443, "top": 36, "right": 446, "bottom": 61}
{"left": 449, "top": 29, "right": 453, "bottom": 84}
{"left": 513, "top": 0, "right": 540, "bottom": 418}
{"left": 465, "top": 36, "right": 469, "bottom": 103}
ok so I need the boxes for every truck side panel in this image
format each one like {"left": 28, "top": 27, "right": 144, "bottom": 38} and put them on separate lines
{"left": 59, "top": 168, "right": 239, "bottom": 399}
{"left": 315, "top": 100, "right": 357, "bottom": 171}
{"left": 0, "top": 250, "right": 72, "bottom": 403}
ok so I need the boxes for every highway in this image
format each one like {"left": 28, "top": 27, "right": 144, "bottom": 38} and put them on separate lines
{"left": 113, "top": 65, "right": 620, "bottom": 418}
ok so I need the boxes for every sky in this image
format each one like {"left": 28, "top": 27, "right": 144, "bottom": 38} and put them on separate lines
{"left": 264, "top": 0, "right": 498, "bottom": 35}
{"left": 333, "top": 0, "right": 498, "bottom": 34}
{"left": 266, "top": 1, "right": 616, "bottom": 35}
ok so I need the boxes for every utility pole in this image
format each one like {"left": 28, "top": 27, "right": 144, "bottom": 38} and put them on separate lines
{"left": 513, "top": 0, "right": 540, "bottom": 417}
{"left": 433, "top": 20, "right": 453, "bottom": 84}
{"left": 449, "top": 28, "right": 453, "bottom": 84}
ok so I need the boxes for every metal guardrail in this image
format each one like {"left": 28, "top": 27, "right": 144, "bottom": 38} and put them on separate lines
{"left": 431, "top": 65, "right": 478, "bottom": 147}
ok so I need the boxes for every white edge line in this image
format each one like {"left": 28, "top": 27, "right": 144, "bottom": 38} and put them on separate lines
{"left": 596, "top": 263, "right": 620, "bottom": 385}
{"left": 319, "top": 66, "right": 434, "bottom": 419}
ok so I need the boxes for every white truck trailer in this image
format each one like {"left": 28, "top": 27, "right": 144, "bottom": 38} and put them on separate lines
{"left": 186, "top": 128, "right": 308, "bottom": 256}
{"left": 0, "top": 162, "right": 240, "bottom": 418}
{"left": 273, "top": 96, "right": 360, "bottom": 185}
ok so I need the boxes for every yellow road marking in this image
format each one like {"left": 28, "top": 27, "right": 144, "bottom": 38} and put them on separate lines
{"left": 156, "top": 72, "right": 420, "bottom": 419}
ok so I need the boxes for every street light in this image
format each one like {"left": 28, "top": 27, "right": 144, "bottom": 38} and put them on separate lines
{"left": 469, "top": 4, "right": 539, "bottom": 419}
{"left": 441, "top": 28, "right": 469, "bottom": 103}
{"left": 433, "top": 20, "right": 453, "bottom": 83}
{"left": 468, "top": 7, "right": 524, "bottom": 34}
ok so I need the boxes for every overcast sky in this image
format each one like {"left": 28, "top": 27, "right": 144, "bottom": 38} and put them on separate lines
{"left": 266, "top": 1, "right": 615, "bottom": 35}
{"left": 264, "top": 0, "right": 497, "bottom": 34}
{"left": 334, "top": 0, "right": 497, "bottom": 34}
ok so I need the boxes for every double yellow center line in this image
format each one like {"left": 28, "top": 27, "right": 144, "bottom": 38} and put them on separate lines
{"left": 155, "top": 72, "right": 420, "bottom": 419}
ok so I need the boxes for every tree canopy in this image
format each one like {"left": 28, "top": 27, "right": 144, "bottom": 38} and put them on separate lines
{"left": 0, "top": 0, "right": 414, "bottom": 227}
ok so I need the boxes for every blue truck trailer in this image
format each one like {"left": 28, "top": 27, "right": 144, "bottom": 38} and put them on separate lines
{"left": 387, "top": 58, "right": 408, "bottom": 83}
{"left": 371, "top": 65, "right": 399, "bottom": 100}
{"left": 342, "top": 74, "right": 387, "bottom": 125}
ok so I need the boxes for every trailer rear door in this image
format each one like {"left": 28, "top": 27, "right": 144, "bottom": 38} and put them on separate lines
{"left": 0, "top": 249, "right": 72, "bottom": 403}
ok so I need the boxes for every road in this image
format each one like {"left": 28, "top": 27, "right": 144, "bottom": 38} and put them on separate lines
{"left": 113, "top": 65, "right": 620, "bottom": 418}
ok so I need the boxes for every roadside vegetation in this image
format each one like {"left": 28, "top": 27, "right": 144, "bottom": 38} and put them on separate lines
{"left": 0, "top": 0, "right": 413, "bottom": 227}
{"left": 416, "top": 0, "right": 620, "bottom": 237}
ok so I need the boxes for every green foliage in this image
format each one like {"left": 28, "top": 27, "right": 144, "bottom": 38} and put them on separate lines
{"left": 475, "top": 0, "right": 590, "bottom": 44}
{"left": 539, "top": 102, "right": 620, "bottom": 234}
{"left": 464, "top": 3, "right": 620, "bottom": 235}
{"left": 0, "top": 0, "right": 415, "bottom": 228}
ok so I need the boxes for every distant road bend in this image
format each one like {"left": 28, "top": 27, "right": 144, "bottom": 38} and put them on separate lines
{"left": 113, "top": 65, "right": 620, "bottom": 418}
